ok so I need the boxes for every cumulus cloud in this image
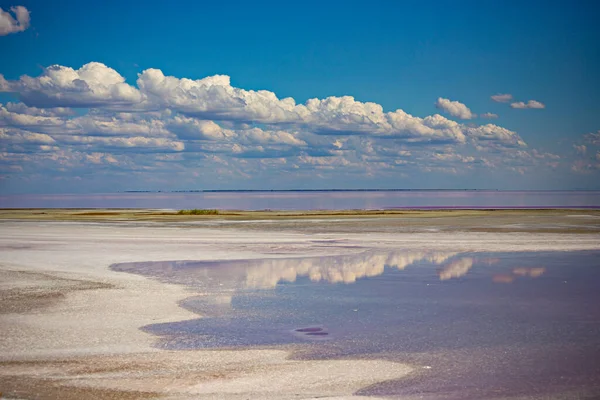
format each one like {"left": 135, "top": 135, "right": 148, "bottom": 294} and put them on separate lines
{"left": 0, "top": 6, "right": 30, "bottom": 36}
{"left": 5, "top": 102, "right": 74, "bottom": 117}
{"left": 137, "top": 69, "right": 302, "bottom": 122}
{"left": 167, "top": 116, "right": 306, "bottom": 147}
{"left": 0, "top": 63, "right": 143, "bottom": 107}
{"left": 137, "top": 70, "right": 470, "bottom": 143}
{"left": 510, "top": 100, "right": 545, "bottom": 109}
{"left": 240, "top": 127, "right": 306, "bottom": 147}
{"left": 305, "top": 98, "right": 469, "bottom": 143}
{"left": 2, "top": 65, "right": 489, "bottom": 145}
{"left": 56, "top": 135, "right": 184, "bottom": 152}
{"left": 434, "top": 98, "right": 475, "bottom": 119}
{"left": 0, "top": 61, "right": 557, "bottom": 183}
{"left": 480, "top": 112, "right": 498, "bottom": 119}
{"left": 466, "top": 124, "right": 526, "bottom": 147}
{"left": 73, "top": 114, "right": 171, "bottom": 137}
{"left": 491, "top": 93, "right": 513, "bottom": 103}
{"left": 0, "top": 127, "right": 55, "bottom": 145}
{"left": 167, "top": 116, "right": 229, "bottom": 141}
{"left": 0, "top": 104, "right": 77, "bottom": 133}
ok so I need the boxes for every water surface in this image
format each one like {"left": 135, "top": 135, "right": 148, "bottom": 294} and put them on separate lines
{"left": 112, "top": 250, "right": 600, "bottom": 399}
{"left": 3, "top": 190, "right": 600, "bottom": 209}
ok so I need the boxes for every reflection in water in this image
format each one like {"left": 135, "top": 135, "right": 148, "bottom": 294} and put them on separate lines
{"left": 113, "top": 250, "right": 465, "bottom": 292}
{"left": 112, "top": 250, "right": 547, "bottom": 295}
{"left": 111, "top": 251, "right": 600, "bottom": 399}
{"left": 243, "top": 254, "right": 548, "bottom": 287}
{"left": 493, "top": 274, "right": 515, "bottom": 284}
{"left": 244, "top": 251, "right": 457, "bottom": 288}
{"left": 513, "top": 267, "right": 546, "bottom": 277}
{"left": 438, "top": 257, "right": 474, "bottom": 280}
{"left": 493, "top": 267, "right": 547, "bottom": 284}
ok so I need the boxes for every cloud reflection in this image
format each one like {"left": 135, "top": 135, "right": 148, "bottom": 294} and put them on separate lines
{"left": 513, "top": 267, "right": 546, "bottom": 278}
{"left": 244, "top": 251, "right": 457, "bottom": 288}
{"left": 492, "top": 267, "right": 546, "bottom": 284}
{"left": 438, "top": 257, "right": 474, "bottom": 281}
{"left": 111, "top": 251, "right": 547, "bottom": 293}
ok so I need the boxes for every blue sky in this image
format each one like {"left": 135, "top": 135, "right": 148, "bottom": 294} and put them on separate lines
{"left": 0, "top": 0, "right": 599, "bottom": 193}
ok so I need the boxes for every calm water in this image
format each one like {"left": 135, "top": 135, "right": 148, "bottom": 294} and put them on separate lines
{"left": 113, "top": 250, "right": 600, "bottom": 399}
{"left": 2, "top": 190, "right": 600, "bottom": 209}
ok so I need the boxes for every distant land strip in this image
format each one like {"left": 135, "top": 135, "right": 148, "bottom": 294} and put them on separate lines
{"left": 120, "top": 189, "right": 600, "bottom": 193}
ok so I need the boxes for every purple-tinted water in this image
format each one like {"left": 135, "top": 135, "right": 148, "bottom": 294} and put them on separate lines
{"left": 1, "top": 190, "right": 600, "bottom": 209}
{"left": 112, "top": 250, "right": 600, "bottom": 399}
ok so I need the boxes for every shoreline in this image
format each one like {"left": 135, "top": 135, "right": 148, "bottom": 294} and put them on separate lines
{"left": 2, "top": 208, "right": 600, "bottom": 218}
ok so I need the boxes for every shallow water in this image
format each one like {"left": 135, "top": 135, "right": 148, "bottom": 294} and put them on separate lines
{"left": 112, "top": 250, "right": 600, "bottom": 399}
{"left": 3, "top": 190, "right": 600, "bottom": 209}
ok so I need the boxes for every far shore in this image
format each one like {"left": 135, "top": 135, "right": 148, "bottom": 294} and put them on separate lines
{"left": 2, "top": 208, "right": 599, "bottom": 234}
{"left": 1, "top": 207, "right": 600, "bottom": 220}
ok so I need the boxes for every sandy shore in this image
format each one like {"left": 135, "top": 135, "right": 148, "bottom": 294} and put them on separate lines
{"left": 1, "top": 213, "right": 600, "bottom": 399}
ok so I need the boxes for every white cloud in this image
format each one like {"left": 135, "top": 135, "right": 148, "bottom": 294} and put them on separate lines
{"left": 0, "top": 75, "right": 9, "bottom": 91}
{"left": 74, "top": 114, "right": 171, "bottom": 137}
{"left": 137, "top": 68, "right": 300, "bottom": 123}
{"left": 584, "top": 131, "right": 600, "bottom": 145}
{"left": 56, "top": 135, "right": 184, "bottom": 152}
{"left": 167, "top": 117, "right": 308, "bottom": 153}
{"left": 5, "top": 102, "right": 74, "bottom": 117}
{"left": 1, "top": 63, "right": 143, "bottom": 107}
{"left": 431, "top": 152, "right": 476, "bottom": 164}
{"left": 0, "top": 127, "right": 55, "bottom": 145}
{"left": 434, "top": 98, "right": 475, "bottom": 119}
{"left": 531, "top": 149, "right": 560, "bottom": 160}
{"left": 167, "top": 116, "right": 229, "bottom": 141}
{"left": 240, "top": 127, "right": 306, "bottom": 147}
{"left": 510, "top": 100, "right": 545, "bottom": 109}
{"left": 480, "top": 112, "right": 498, "bottom": 119}
{"left": 137, "top": 70, "right": 470, "bottom": 143}
{"left": 305, "top": 98, "right": 468, "bottom": 143}
{"left": 573, "top": 144, "right": 587, "bottom": 155}
{"left": 0, "top": 6, "right": 30, "bottom": 36}
{"left": 0, "top": 105, "right": 75, "bottom": 133}
{"left": 1, "top": 63, "right": 534, "bottom": 148}
{"left": 491, "top": 93, "right": 513, "bottom": 103}
{"left": 466, "top": 124, "right": 526, "bottom": 147}
{"left": 85, "top": 152, "right": 120, "bottom": 165}
{"left": 0, "top": 62, "right": 556, "bottom": 180}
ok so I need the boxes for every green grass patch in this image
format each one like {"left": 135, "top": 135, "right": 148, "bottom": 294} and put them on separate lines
{"left": 177, "top": 209, "right": 219, "bottom": 215}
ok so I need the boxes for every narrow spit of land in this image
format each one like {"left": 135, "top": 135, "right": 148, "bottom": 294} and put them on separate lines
{"left": 1, "top": 208, "right": 600, "bottom": 234}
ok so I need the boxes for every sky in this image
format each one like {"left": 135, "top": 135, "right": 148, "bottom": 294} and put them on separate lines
{"left": 0, "top": 0, "right": 599, "bottom": 193}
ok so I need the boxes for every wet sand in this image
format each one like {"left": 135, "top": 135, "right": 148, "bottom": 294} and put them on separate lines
{"left": 1, "top": 213, "right": 600, "bottom": 399}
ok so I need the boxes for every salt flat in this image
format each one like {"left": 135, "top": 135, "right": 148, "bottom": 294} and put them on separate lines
{"left": 1, "top": 215, "right": 599, "bottom": 399}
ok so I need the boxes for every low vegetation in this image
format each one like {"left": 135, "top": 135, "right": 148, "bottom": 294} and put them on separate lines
{"left": 176, "top": 209, "right": 219, "bottom": 215}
